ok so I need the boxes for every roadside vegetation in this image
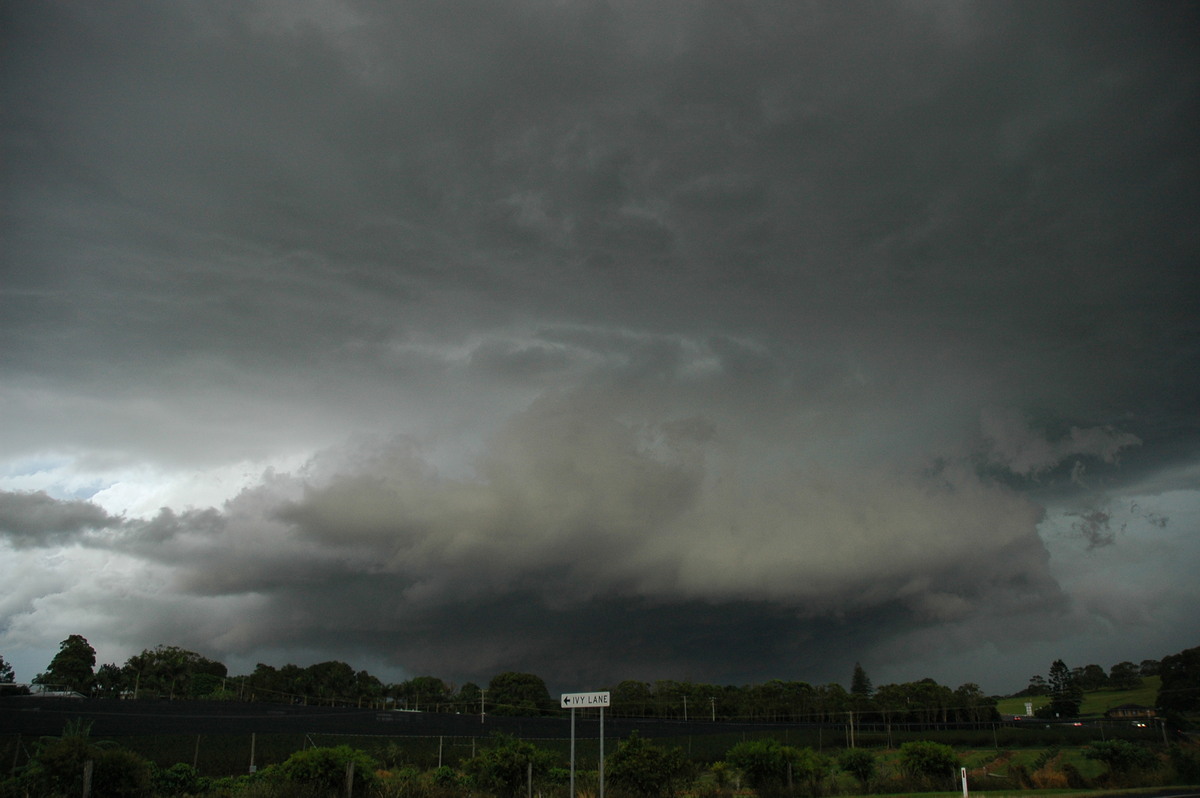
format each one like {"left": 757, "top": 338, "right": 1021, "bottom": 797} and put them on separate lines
{"left": 2, "top": 643, "right": 1198, "bottom": 796}
{"left": 2, "top": 721, "right": 1198, "bottom": 798}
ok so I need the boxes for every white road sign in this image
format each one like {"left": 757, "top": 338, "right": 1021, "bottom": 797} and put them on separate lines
{"left": 561, "top": 691, "right": 611, "bottom": 708}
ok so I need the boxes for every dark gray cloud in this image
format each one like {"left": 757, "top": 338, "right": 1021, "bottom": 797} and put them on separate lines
{"left": 1, "top": 0, "right": 1198, "bottom": 689}
{"left": 0, "top": 490, "right": 120, "bottom": 547}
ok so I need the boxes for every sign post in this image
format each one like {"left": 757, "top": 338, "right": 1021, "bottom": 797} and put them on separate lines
{"left": 562, "top": 692, "right": 610, "bottom": 798}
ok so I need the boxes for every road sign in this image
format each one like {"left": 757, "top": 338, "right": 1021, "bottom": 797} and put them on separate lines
{"left": 561, "top": 691, "right": 610, "bottom": 708}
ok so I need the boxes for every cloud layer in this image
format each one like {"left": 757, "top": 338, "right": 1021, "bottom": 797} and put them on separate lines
{"left": 2, "top": 0, "right": 1198, "bottom": 689}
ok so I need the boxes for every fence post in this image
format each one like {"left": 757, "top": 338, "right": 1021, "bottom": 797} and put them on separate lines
{"left": 82, "top": 760, "right": 94, "bottom": 798}
{"left": 345, "top": 760, "right": 355, "bottom": 798}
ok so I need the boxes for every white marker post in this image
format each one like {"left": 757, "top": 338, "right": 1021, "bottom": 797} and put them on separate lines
{"left": 961, "top": 767, "right": 968, "bottom": 798}
{"left": 562, "top": 692, "right": 610, "bottom": 798}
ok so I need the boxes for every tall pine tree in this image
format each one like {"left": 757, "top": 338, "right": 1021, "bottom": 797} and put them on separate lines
{"left": 851, "top": 662, "right": 873, "bottom": 698}
{"left": 1046, "top": 659, "right": 1083, "bottom": 717}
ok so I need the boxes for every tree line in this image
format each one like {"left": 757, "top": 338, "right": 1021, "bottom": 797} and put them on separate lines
{"left": 5, "top": 636, "right": 1198, "bottom": 722}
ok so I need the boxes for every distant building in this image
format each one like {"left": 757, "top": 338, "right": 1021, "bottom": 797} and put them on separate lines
{"left": 1104, "top": 703, "right": 1156, "bottom": 719}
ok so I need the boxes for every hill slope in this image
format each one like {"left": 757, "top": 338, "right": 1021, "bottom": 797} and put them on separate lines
{"left": 996, "top": 676, "right": 1161, "bottom": 717}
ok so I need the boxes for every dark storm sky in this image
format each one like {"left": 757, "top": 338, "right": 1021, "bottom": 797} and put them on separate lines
{"left": 2, "top": 0, "right": 1198, "bottom": 692}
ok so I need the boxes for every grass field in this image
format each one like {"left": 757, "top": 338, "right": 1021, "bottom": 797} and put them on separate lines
{"left": 995, "top": 677, "right": 1161, "bottom": 718}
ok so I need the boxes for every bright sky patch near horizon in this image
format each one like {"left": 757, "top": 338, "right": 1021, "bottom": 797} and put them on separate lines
{"left": 2, "top": 0, "right": 1198, "bottom": 693}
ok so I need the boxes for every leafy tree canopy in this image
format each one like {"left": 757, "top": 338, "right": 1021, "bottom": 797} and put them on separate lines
{"left": 487, "top": 671, "right": 553, "bottom": 715}
{"left": 1108, "top": 661, "right": 1143, "bottom": 690}
{"left": 1041, "top": 659, "right": 1083, "bottom": 718}
{"left": 1158, "top": 645, "right": 1200, "bottom": 713}
{"left": 125, "top": 644, "right": 227, "bottom": 699}
{"left": 850, "top": 662, "right": 873, "bottom": 697}
{"left": 34, "top": 634, "right": 95, "bottom": 693}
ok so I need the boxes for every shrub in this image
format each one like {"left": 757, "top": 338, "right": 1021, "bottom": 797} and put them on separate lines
{"left": 152, "top": 762, "right": 211, "bottom": 796}
{"left": 1169, "top": 743, "right": 1200, "bottom": 783}
{"left": 837, "top": 748, "right": 875, "bottom": 790}
{"left": 791, "top": 747, "right": 831, "bottom": 797}
{"left": 274, "top": 744, "right": 379, "bottom": 795}
{"left": 725, "top": 739, "right": 827, "bottom": 796}
{"left": 898, "top": 740, "right": 959, "bottom": 789}
{"left": 462, "top": 734, "right": 559, "bottom": 798}
{"left": 1085, "top": 739, "right": 1160, "bottom": 785}
{"left": 606, "top": 731, "right": 691, "bottom": 798}
{"left": 726, "top": 738, "right": 793, "bottom": 789}
{"left": 91, "top": 747, "right": 153, "bottom": 797}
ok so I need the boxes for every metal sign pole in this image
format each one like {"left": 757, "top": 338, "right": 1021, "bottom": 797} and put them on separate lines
{"left": 599, "top": 706, "right": 605, "bottom": 798}
{"left": 562, "top": 690, "right": 610, "bottom": 798}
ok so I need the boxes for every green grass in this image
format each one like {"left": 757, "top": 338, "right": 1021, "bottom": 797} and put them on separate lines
{"left": 995, "top": 678, "right": 1161, "bottom": 718}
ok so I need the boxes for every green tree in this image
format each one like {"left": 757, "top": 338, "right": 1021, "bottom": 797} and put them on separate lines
{"left": 93, "top": 662, "right": 128, "bottom": 698}
{"left": 0, "top": 653, "right": 14, "bottom": 682}
{"left": 1158, "top": 645, "right": 1200, "bottom": 713}
{"left": 815, "top": 683, "right": 851, "bottom": 723}
{"left": 464, "top": 734, "right": 559, "bottom": 798}
{"left": 1021, "top": 674, "right": 1048, "bottom": 696}
{"left": 612, "top": 679, "right": 654, "bottom": 716}
{"left": 399, "top": 675, "right": 452, "bottom": 711}
{"left": 1108, "top": 661, "right": 1142, "bottom": 690}
{"left": 606, "top": 731, "right": 690, "bottom": 798}
{"left": 1042, "top": 659, "right": 1083, "bottom": 718}
{"left": 1074, "top": 663, "right": 1109, "bottom": 691}
{"left": 487, "top": 671, "right": 552, "bottom": 715}
{"left": 850, "top": 663, "right": 873, "bottom": 698}
{"left": 899, "top": 741, "right": 958, "bottom": 789}
{"left": 303, "top": 660, "right": 357, "bottom": 703}
{"left": 34, "top": 634, "right": 96, "bottom": 693}
{"left": 125, "top": 645, "right": 227, "bottom": 699}
{"left": 456, "top": 681, "right": 483, "bottom": 713}
{"left": 953, "top": 683, "right": 999, "bottom": 723}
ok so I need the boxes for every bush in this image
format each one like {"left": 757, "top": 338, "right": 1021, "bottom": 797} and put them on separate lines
{"left": 726, "top": 738, "right": 793, "bottom": 790}
{"left": 152, "top": 762, "right": 211, "bottom": 796}
{"left": 1169, "top": 743, "right": 1200, "bottom": 783}
{"left": 725, "top": 739, "right": 827, "bottom": 796}
{"left": 898, "top": 740, "right": 959, "bottom": 789}
{"left": 1085, "top": 739, "right": 1160, "bottom": 785}
{"left": 92, "top": 747, "right": 153, "bottom": 797}
{"left": 462, "top": 734, "right": 560, "bottom": 798}
{"left": 606, "top": 731, "right": 691, "bottom": 798}
{"left": 431, "top": 765, "right": 461, "bottom": 787}
{"left": 791, "top": 747, "right": 831, "bottom": 797}
{"left": 837, "top": 748, "right": 875, "bottom": 790}
{"left": 17, "top": 720, "right": 149, "bottom": 798}
{"left": 274, "top": 744, "right": 379, "bottom": 795}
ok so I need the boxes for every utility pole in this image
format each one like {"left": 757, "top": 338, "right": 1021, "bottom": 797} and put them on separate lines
{"left": 480, "top": 689, "right": 487, "bottom": 724}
